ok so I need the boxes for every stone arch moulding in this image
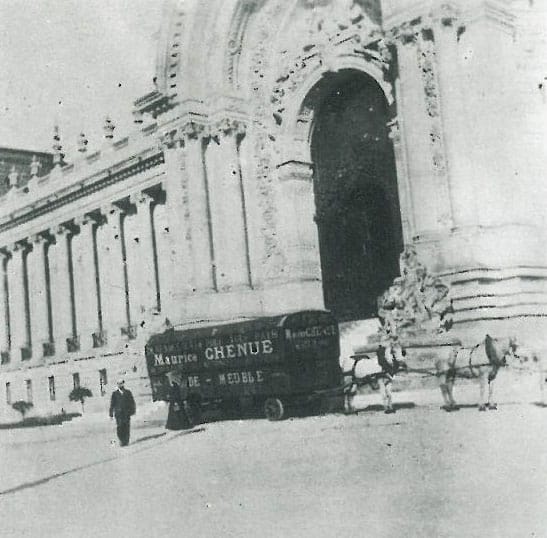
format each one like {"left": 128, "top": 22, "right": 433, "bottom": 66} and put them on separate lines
{"left": 274, "top": 52, "right": 413, "bottom": 244}
{"left": 277, "top": 55, "right": 394, "bottom": 164}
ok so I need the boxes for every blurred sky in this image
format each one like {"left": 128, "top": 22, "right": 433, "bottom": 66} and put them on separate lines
{"left": 0, "top": 0, "right": 164, "bottom": 156}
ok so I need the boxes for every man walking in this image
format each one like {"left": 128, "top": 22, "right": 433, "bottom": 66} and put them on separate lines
{"left": 109, "top": 379, "right": 136, "bottom": 446}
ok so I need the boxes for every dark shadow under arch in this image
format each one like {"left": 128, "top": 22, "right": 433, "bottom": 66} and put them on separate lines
{"left": 310, "top": 70, "right": 403, "bottom": 322}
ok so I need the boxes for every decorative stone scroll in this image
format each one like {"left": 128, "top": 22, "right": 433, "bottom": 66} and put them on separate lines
{"left": 377, "top": 246, "right": 453, "bottom": 340}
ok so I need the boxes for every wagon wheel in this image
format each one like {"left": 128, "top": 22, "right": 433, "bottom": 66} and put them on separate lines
{"left": 264, "top": 398, "right": 284, "bottom": 421}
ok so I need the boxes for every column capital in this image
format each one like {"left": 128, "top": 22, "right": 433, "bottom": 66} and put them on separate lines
{"left": 159, "top": 129, "right": 185, "bottom": 150}
{"left": 6, "top": 240, "right": 30, "bottom": 254}
{"left": 100, "top": 204, "right": 125, "bottom": 223}
{"left": 181, "top": 121, "right": 207, "bottom": 141}
{"left": 73, "top": 214, "right": 97, "bottom": 228}
{"left": 50, "top": 223, "right": 72, "bottom": 239}
{"left": 0, "top": 248, "right": 11, "bottom": 262}
{"left": 29, "top": 233, "right": 50, "bottom": 246}
{"left": 214, "top": 118, "right": 247, "bottom": 139}
{"left": 129, "top": 191, "right": 155, "bottom": 208}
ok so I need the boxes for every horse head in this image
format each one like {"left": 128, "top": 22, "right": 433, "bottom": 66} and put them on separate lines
{"left": 483, "top": 335, "right": 521, "bottom": 367}
{"left": 499, "top": 336, "right": 521, "bottom": 366}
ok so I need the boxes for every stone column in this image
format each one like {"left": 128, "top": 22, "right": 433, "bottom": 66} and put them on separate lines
{"left": 185, "top": 123, "right": 216, "bottom": 292}
{"left": 0, "top": 252, "right": 10, "bottom": 354}
{"left": 98, "top": 205, "right": 130, "bottom": 344}
{"left": 50, "top": 225, "right": 74, "bottom": 355}
{"left": 162, "top": 138, "right": 194, "bottom": 304}
{"left": 276, "top": 161, "right": 322, "bottom": 282}
{"left": 6, "top": 242, "right": 30, "bottom": 360}
{"left": 129, "top": 192, "right": 159, "bottom": 319}
{"left": 28, "top": 234, "right": 51, "bottom": 359}
{"left": 207, "top": 119, "right": 252, "bottom": 290}
{"left": 73, "top": 215, "right": 101, "bottom": 350}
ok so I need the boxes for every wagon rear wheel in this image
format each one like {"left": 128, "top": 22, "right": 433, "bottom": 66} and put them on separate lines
{"left": 264, "top": 398, "right": 284, "bottom": 421}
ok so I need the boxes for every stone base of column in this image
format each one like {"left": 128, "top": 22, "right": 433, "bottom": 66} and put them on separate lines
{"left": 447, "top": 268, "right": 547, "bottom": 341}
{"left": 413, "top": 224, "right": 547, "bottom": 274}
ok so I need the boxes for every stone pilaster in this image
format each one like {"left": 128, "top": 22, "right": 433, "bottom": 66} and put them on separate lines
{"left": 276, "top": 161, "right": 322, "bottom": 282}
{"left": 73, "top": 215, "right": 101, "bottom": 351}
{"left": 129, "top": 192, "right": 159, "bottom": 320}
{"left": 388, "top": 117, "right": 414, "bottom": 243}
{"left": 6, "top": 241, "right": 31, "bottom": 360}
{"left": 207, "top": 119, "right": 252, "bottom": 290}
{"left": 389, "top": 21, "right": 454, "bottom": 235}
{"left": 50, "top": 225, "right": 74, "bottom": 356}
{"left": 98, "top": 205, "right": 130, "bottom": 344}
{"left": 28, "top": 234, "right": 51, "bottom": 359}
{"left": 184, "top": 123, "right": 217, "bottom": 292}
{"left": 427, "top": 8, "right": 477, "bottom": 228}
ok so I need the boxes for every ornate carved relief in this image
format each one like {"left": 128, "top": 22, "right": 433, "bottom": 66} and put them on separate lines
{"left": 246, "top": 0, "right": 294, "bottom": 275}
{"left": 154, "top": 2, "right": 186, "bottom": 97}
{"left": 270, "top": 1, "right": 387, "bottom": 128}
{"left": 377, "top": 246, "right": 454, "bottom": 340}
{"left": 224, "top": 0, "right": 259, "bottom": 88}
{"left": 388, "top": 17, "right": 454, "bottom": 228}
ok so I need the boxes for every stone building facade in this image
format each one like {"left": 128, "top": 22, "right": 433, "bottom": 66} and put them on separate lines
{"left": 0, "top": 0, "right": 545, "bottom": 419}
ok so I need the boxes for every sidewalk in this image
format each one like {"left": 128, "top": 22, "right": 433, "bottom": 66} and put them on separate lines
{"left": 0, "top": 403, "right": 174, "bottom": 496}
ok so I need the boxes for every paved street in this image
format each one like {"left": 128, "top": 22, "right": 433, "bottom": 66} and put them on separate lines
{"left": 1, "top": 387, "right": 547, "bottom": 538}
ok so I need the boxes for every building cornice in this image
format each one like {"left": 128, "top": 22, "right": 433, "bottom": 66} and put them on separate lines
{"left": 0, "top": 151, "right": 164, "bottom": 234}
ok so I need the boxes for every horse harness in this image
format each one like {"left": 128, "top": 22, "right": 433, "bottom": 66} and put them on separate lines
{"left": 463, "top": 336, "right": 504, "bottom": 381}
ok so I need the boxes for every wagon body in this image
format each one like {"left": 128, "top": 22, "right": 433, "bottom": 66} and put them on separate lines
{"left": 145, "top": 310, "right": 341, "bottom": 420}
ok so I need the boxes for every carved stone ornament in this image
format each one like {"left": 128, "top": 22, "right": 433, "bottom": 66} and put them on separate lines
{"left": 377, "top": 246, "right": 454, "bottom": 339}
{"left": 270, "top": 0, "right": 386, "bottom": 129}
{"left": 214, "top": 118, "right": 247, "bottom": 138}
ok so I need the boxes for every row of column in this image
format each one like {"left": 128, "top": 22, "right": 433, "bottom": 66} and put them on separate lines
{"left": 162, "top": 118, "right": 253, "bottom": 297}
{"left": 0, "top": 191, "right": 161, "bottom": 363}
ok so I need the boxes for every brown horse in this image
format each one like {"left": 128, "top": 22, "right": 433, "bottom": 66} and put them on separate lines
{"left": 436, "top": 335, "right": 520, "bottom": 411}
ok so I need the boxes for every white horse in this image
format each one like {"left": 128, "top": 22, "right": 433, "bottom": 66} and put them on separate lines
{"left": 344, "top": 342, "right": 407, "bottom": 414}
{"left": 436, "top": 335, "right": 519, "bottom": 412}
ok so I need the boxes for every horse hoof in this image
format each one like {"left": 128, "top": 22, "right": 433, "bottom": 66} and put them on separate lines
{"left": 441, "top": 405, "right": 452, "bottom": 412}
{"left": 478, "top": 405, "right": 487, "bottom": 412}
{"left": 384, "top": 408, "right": 396, "bottom": 414}
{"left": 488, "top": 403, "right": 498, "bottom": 410}
{"left": 450, "top": 405, "right": 460, "bottom": 411}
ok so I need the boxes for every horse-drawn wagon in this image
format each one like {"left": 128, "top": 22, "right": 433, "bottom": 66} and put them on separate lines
{"left": 145, "top": 310, "right": 343, "bottom": 421}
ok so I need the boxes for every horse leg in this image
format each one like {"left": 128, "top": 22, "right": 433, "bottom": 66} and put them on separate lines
{"left": 446, "top": 376, "right": 459, "bottom": 410}
{"left": 344, "top": 384, "right": 356, "bottom": 414}
{"left": 439, "top": 373, "right": 457, "bottom": 411}
{"left": 478, "top": 371, "right": 488, "bottom": 411}
{"left": 440, "top": 381, "right": 451, "bottom": 411}
{"left": 381, "top": 379, "right": 395, "bottom": 414}
{"left": 487, "top": 380, "right": 497, "bottom": 410}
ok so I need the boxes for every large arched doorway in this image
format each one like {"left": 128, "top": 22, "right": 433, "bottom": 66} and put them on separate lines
{"left": 310, "top": 70, "right": 403, "bottom": 322}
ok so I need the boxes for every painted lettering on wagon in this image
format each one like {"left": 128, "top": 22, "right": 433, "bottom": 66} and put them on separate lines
{"left": 153, "top": 353, "right": 198, "bottom": 367}
{"left": 218, "top": 370, "right": 264, "bottom": 385}
{"left": 204, "top": 340, "right": 274, "bottom": 361}
{"left": 284, "top": 325, "right": 337, "bottom": 340}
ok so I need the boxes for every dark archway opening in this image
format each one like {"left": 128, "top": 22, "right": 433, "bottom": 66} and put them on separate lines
{"left": 310, "top": 70, "right": 403, "bottom": 322}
